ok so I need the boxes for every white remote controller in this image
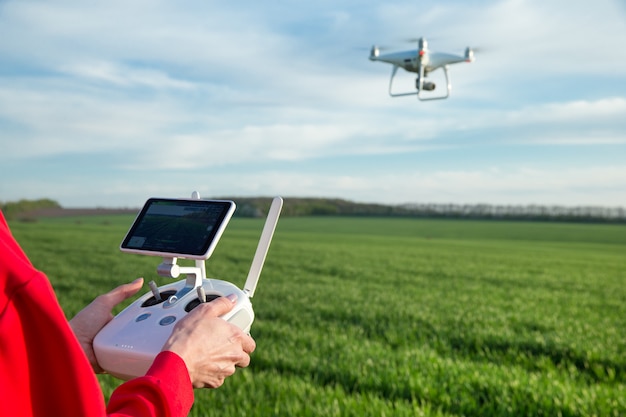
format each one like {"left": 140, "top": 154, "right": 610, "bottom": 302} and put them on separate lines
{"left": 93, "top": 195, "right": 282, "bottom": 380}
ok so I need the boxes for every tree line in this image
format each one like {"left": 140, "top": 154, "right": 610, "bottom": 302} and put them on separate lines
{"left": 231, "top": 197, "right": 626, "bottom": 223}
{"left": 2, "top": 197, "right": 625, "bottom": 223}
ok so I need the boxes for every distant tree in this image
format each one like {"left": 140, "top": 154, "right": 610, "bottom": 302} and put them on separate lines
{"left": 0, "top": 198, "right": 61, "bottom": 220}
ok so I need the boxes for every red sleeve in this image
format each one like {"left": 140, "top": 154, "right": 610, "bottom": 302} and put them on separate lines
{"left": 0, "top": 212, "right": 194, "bottom": 417}
{"left": 107, "top": 351, "right": 194, "bottom": 417}
{"left": 0, "top": 212, "right": 108, "bottom": 417}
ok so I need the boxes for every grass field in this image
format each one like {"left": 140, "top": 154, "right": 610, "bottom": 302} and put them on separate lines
{"left": 9, "top": 215, "right": 626, "bottom": 416}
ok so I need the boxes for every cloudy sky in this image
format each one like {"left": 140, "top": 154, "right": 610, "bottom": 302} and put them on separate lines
{"left": 1, "top": 0, "right": 625, "bottom": 208}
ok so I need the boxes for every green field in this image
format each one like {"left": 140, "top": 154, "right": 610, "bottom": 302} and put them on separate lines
{"left": 9, "top": 215, "right": 626, "bottom": 416}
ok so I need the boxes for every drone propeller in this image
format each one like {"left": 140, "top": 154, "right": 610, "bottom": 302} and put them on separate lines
{"left": 371, "top": 44, "right": 396, "bottom": 52}
{"left": 402, "top": 36, "right": 446, "bottom": 45}
{"left": 368, "top": 44, "right": 398, "bottom": 59}
{"left": 366, "top": 37, "right": 429, "bottom": 53}
{"left": 355, "top": 44, "right": 393, "bottom": 54}
{"left": 464, "top": 46, "right": 487, "bottom": 62}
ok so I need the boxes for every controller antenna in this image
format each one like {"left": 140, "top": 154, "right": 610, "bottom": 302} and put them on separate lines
{"left": 243, "top": 197, "right": 283, "bottom": 298}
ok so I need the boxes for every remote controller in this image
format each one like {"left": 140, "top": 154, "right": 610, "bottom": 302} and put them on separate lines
{"left": 93, "top": 194, "right": 282, "bottom": 380}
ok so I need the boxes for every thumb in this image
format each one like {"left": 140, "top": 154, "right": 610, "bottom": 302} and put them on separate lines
{"left": 100, "top": 277, "right": 144, "bottom": 309}
{"left": 194, "top": 293, "right": 238, "bottom": 318}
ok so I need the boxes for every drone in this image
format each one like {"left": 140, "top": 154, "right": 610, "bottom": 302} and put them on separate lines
{"left": 369, "top": 37, "right": 475, "bottom": 100}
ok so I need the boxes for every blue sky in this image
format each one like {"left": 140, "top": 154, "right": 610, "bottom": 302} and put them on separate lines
{"left": 1, "top": 0, "right": 625, "bottom": 208}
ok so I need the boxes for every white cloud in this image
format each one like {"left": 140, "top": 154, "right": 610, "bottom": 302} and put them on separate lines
{"left": 59, "top": 61, "right": 196, "bottom": 90}
{"left": 3, "top": 162, "right": 625, "bottom": 208}
{"left": 502, "top": 98, "right": 626, "bottom": 125}
{"left": 237, "top": 164, "right": 626, "bottom": 207}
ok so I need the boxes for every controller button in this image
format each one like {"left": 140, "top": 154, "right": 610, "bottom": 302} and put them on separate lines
{"left": 136, "top": 313, "right": 151, "bottom": 322}
{"left": 159, "top": 316, "right": 177, "bottom": 326}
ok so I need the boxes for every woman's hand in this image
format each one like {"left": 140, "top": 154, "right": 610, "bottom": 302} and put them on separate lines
{"left": 162, "top": 294, "right": 257, "bottom": 388}
{"left": 69, "top": 278, "right": 144, "bottom": 373}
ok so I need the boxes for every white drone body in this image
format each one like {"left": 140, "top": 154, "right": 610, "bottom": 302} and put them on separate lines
{"left": 369, "top": 37, "right": 475, "bottom": 100}
{"left": 93, "top": 194, "right": 283, "bottom": 380}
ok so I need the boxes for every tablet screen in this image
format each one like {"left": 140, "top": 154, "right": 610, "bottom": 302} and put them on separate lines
{"left": 120, "top": 198, "right": 235, "bottom": 259}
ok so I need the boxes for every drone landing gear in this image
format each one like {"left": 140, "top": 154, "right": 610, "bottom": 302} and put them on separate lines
{"left": 388, "top": 65, "right": 451, "bottom": 101}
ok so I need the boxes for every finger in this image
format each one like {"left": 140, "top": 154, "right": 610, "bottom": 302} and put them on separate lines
{"left": 193, "top": 293, "right": 237, "bottom": 318}
{"left": 100, "top": 277, "right": 144, "bottom": 308}
{"left": 241, "top": 334, "right": 256, "bottom": 354}
{"left": 207, "top": 376, "right": 226, "bottom": 389}
{"left": 236, "top": 353, "right": 251, "bottom": 368}
{"left": 110, "top": 277, "right": 144, "bottom": 301}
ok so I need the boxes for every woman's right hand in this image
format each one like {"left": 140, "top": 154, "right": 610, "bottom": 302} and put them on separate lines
{"left": 161, "top": 294, "right": 256, "bottom": 389}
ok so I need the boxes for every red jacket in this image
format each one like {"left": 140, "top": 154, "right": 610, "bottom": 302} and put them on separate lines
{"left": 0, "top": 212, "right": 194, "bottom": 417}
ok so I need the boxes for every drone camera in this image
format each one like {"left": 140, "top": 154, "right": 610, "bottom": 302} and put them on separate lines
{"left": 423, "top": 81, "right": 436, "bottom": 91}
{"left": 416, "top": 78, "right": 436, "bottom": 91}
